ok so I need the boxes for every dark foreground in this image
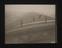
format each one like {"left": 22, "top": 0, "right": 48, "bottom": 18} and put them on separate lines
{"left": 5, "top": 22, "right": 56, "bottom": 44}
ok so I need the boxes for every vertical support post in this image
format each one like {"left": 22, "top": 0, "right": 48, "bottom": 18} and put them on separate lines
{"left": 33, "top": 16, "right": 35, "bottom": 22}
{"left": 20, "top": 19, "right": 23, "bottom": 27}
{"left": 39, "top": 15, "right": 41, "bottom": 19}
{"left": 39, "top": 15, "right": 42, "bottom": 21}
{"left": 45, "top": 16, "right": 47, "bottom": 23}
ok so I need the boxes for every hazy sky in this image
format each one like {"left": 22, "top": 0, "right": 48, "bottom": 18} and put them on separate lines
{"left": 5, "top": 5, "right": 55, "bottom": 32}
{"left": 5, "top": 5, "right": 55, "bottom": 17}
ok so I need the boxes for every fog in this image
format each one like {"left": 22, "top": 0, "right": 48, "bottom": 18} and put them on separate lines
{"left": 5, "top": 5, "right": 56, "bottom": 43}
{"left": 5, "top": 5, "right": 55, "bottom": 17}
{"left": 5, "top": 5, "right": 55, "bottom": 32}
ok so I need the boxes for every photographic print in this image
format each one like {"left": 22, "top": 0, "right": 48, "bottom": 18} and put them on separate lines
{"left": 5, "top": 5, "right": 56, "bottom": 44}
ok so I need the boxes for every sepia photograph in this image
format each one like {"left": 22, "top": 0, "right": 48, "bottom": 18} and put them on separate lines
{"left": 5, "top": 5, "right": 56, "bottom": 44}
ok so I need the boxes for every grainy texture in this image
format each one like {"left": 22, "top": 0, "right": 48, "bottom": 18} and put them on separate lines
{"left": 5, "top": 22, "right": 56, "bottom": 44}
{"left": 5, "top": 5, "right": 56, "bottom": 44}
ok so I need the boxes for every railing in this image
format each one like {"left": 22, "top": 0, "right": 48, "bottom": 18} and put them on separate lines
{"left": 6, "top": 20, "right": 55, "bottom": 33}
{"left": 20, "top": 15, "right": 55, "bottom": 27}
{"left": 6, "top": 15, "right": 55, "bottom": 33}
